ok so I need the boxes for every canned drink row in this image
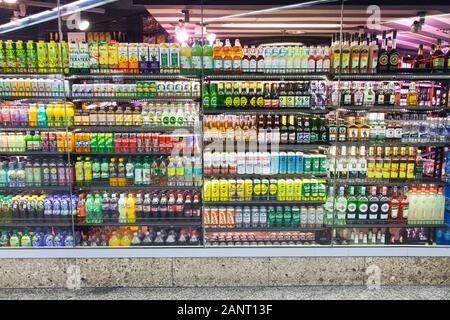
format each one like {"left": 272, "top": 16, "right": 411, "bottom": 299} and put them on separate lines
{"left": 205, "top": 231, "right": 316, "bottom": 244}
{"left": 203, "top": 178, "right": 327, "bottom": 202}
{"left": 204, "top": 151, "right": 327, "bottom": 175}
{"left": 205, "top": 205, "right": 324, "bottom": 229}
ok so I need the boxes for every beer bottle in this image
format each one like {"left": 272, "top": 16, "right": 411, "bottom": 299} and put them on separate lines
{"left": 271, "top": 83, "right": 279, "bottom": 108}
{"left": 256, "top": 82, "right": 264, "bottom": 107}
{"left": 232, "top": 82, "right": 241, "bottom": 108}
{"left": 240, "top": 82, "right": 249, "bottom": 108}
{"left": 263, "top": 82, "right": 271, "bottom": 107}
{"left": 224, "top": 82, "right": 233, "bottom": 108}
{"left": 249, "top": 82, "right": 257, "bottom": 108}
{"left": 217, "top": 82, "right": 225, "bottom": 106}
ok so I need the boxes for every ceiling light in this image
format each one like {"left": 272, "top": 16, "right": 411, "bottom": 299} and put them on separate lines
{"left": 221, "top": 23, "right": 341, "bottom": 29}
{"left": 4, "top": 0, "right": 18, "bottom": 4}
{"left": 79, "top": 20, "right": 90, "bottom": 31}
{"left": 206, "top": 33, "right": 216, "bottom": 44}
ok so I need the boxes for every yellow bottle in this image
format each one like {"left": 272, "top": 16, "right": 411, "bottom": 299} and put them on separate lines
{"left": 108, "top": 231, "right": 121, "bottom": 246}
{"left": 120, "top": 231, "right": 132, "bottom": 246}
{"left": 53, "top": 103, "right": 64, "bottom": 127}
{"left": 28, "top": 104, "right": 38, "bottom": 126}
{"left": 126, "top": 193, "right": 136, "bottom": 223}
{"left": 46, "top": 104, "right": 55, "bottom": 126}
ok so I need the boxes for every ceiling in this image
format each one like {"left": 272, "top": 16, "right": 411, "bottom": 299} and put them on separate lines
{"left": 146, "top": 4, "right": 450, "bottom": 51}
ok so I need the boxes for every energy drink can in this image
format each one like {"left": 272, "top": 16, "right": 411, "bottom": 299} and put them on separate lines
{"left": 287, "top": 152, "right": 296, "bottom": 174}
{"left": 310, "top": 179, "right": 319, "bottom": 200}
{"left": 218, "top": 207, "right": 227, "bottom": 227}
{"left": 211, "top": 179, "right": 220, "bottom": 201}
{"left": 279, "top": 152, "right": 287, "bottom": 174}
{"left": 259, "top": 206, "right": 267, "bottom": 228}
{"left": 251, "top": 207, "right": 260, "bottom": 228}
{"left": 243, "top": 206, "right": 251, "bottom": 228}
{"left": 252, "top": 178, "right": 261, "bottom": 200}
{"left": 236, "top": 179, "right": 245, "bottom": 201}
{"left": 235, "top": 206, "right": 243, "bottom": 228}
{"left": 260, "top": 179, "right": 269, "bottom": 200}
{"left": 270, "top": 152, "right": 279, "bottom": 174}
{"left": 294, "top": 179, "right": 303, "bottom": 201}
{"left": 219, "top": 179, "right": 229, "bottom": 202}
{"left": 304, "top": 155, "right": 312, "bottom": 173}
{"left": 277, "top": 179, "right": 286, "bottom": 201}
{"left": 300, "top": 206, "right": 308, "bottom": 227}
{"left": 285, "top": 179, "right": 294, "bottom": 201}
{"left": 244, "top": 179, "right": 253, "bottom": 201}
{"left": 319, "top": 155, "right": 327, "bottom": 174}
{"left": 307, "top": 206, "right": 316, "bottom": 226}
{"left": 226, "top": 207, "right": 235, "bottom": 227}
{"left": 267, "top": 206, "right": 276, "bottom": 227}
{"left": 275, "top": 206, "right": 284, "bottom": 226}
{"left": 295, "top": 152, "right": 304, "bottom": 174}
{"left": 210, "top": 206, "right": 219, "bottom": 227}
{"left": 203, "top": 207, "right": 211, "bottom": 226}
{"left": 315, "top": 206, "right": 324, "bottom": 227}
{"left": 318, "top": 179, "right": 327, "bottom": 201}
{"left": 283, "top": 206, "right": 292, "bottom": 226}
{"left": 228, "top": 179, "right": 237, "bottom": 201}
{"left": 292, "top": 206, "right": 300, "bottom": 226}
{"left": 302, "top": 179, "right": 311, "bottom": 201}
{"left": 312, "top": 155, "right": 320, "bottom": 174}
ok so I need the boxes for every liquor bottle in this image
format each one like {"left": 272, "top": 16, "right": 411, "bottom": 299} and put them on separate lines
{"left": 386, "top": 82, "right": 396, "bottom": 106}
{"left": 338, "top": 146, "right": 348, "bottom": 180}
{"left": 331, "top": 33, "right": 340, "bottom": 73}
{"left": 379, "top": 186, "right": 390, "bottom": 223}
{"left": 271, "top": 83, "right": 279, "bottom": 108}
{"left": 368, "top": 33, "right": 378, "bottom": 73}
{"left": 375, "top": 82, "right": 385, "bottom": 105}
{"left": 406, "top": 147, "right": 416, "bottom": 180}
{"left": 353, "top": 82, "right": 364, "bottom": 106}
{"left": 388, "top": 30, "right": 400, "bottom": 70}
{"left": 322, "top": 46, "right": 331, "bottom": 71}
{"left": 414, "top": 149, "right": 423, "bottom": 178}
{"left": 346, "top": 186, "right": 357, "bottom": 223}
{"left": 426, "top": 45, "right": 435, "bottom": 69}
{"left": 407, "top": 82, "right": 418, "bottom": 107}
{"left": 399, "top": 186, "right": 409, "bottom": 224}
{"left": 335, "top": 186, "right": 347, "bottom": 225}
{"left": 256, "top": 47, "right": 265, "bottom": 73}
{"left": 240, "top": 82, "right": 249, "bottom": 108}
{"left": 432, "top": 39, "right": 445, "bottom": 71}
{"left": 307, "top": 46, "right": 316, "bottom": 72}
{"left": 357, "top": 146, "right": 367, "bottom": 181}
{"left": 350, "top": 33, "right": 361, "bottom": 73}
{"left": 363, "top": 82, "right": 375, "bottom": 106}
{"left": 324, "top": 186, "right": 335, "bottom": 225}
{"left": 315, "top": 46, "right": 323, "bottom": 72}
{"left": 367, "top": 147, "right": 376, "bottom": 180}
{"left": 368, "top": 186, "right": 380, "bottom": 222}
{"left": 446, "top": 44, "right": 450, "bottom": 71}
{"left": 249, "top": 45, "right": 257, "bottom": 73}
{"left": 374, "top": 146, "right": 383, "bottom": 181}
{"left": 341, "top": 33, "right": 351, "bottom": 73}
{"left": 378, "top": 31, "right": 389, "bottom": 72}
{"left": 263, "top": 83, "right": 271, "bottom": 108}
{"left": 398, "top": 147, "right": 408, "bottom": 181}
{"left": 341, "top": 82, "right": 352, "bottom": 106}
{"left": 359, "top": 116, "right": 370, "bottom": 141}
{"left": 280, "top": 115, "right": 288, "bottom": 145}
{"left": 414, "top": 44, "right": 426, "bottom": 69}
{"left": 355, "top": 186, "right": 368, "bottom": 224}
{"left": 241, "top": 45, "right": 250, "bottom": 73}
{"left": 348, "top": 146, "right": 358, "bottom": 181}
{"left": 288, "top": 115, "right": 297, "bottom": 145}
{"left": 389, "top": 186, "right": 400, "bottom": 224}
{"left": 310, "top": 117, "right": 319, "bottom": 143}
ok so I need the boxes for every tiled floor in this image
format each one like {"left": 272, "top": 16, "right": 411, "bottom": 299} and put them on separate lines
{"left": 0, "top": 286, "right": 448, "bottom": 300}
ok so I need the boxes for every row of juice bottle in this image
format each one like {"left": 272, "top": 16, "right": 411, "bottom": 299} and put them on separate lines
{"left": 0, "top": 229, "right": 76, "bottom": 247}
{"left": 74, "top": 132, "right": 198, "bottom": 153}
{"left": 0, "top": 78, "right": 67, "bottom": 97}
{"left": 0, "top": 131, "right": 73, "bottom": 153}
{"left": 203, "top": 178, "right": 327, "bottom": 202}
{"left": 203, "top": 151, "right": 327, "bottom": 176}
{"left": 74, "top": 156, "right": 202, "bottom": 187}
{"left": 204, "top": 205, "right": 324, "bottom": 229}
{"left": 78, "top": 190, "right": 201, "bottom": 224}
{"left": 0, "top": 102, "right": 75, "bottom": 127}
{"left": 71, "top": 81, "right": 201, "bottom": 97}
{"left": 0, "top": 158, "right": 72, "bottom": 188}
{"left": 73, "top": 102, "right": 199, "bottom": 127}
{"left": 0, "top": 193, "right": 77, "bottom": 223}
{"left": 79, "top": 227, "right": 201, "bottom": 247}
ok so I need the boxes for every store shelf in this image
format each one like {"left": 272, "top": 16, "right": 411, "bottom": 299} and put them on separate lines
{"left": 69, "top": 96, "right": 200, "bottom": 102}
{"left": 76, "top": 218, "right": 201, "bottom": 227}
{"left": 203, "top": 173, "right": 327, "bottom": 179}
{"left": 203, "top": 108, "right": 329, "bottom": 115}
{"left": 205, "top": 226, "right": 325, "bottom": 232}
{"left": 332, "top": 105, "right": 450, "bottom": 112}
{"left": 0, "top": 71, "right": 65, "bottom": 78}
{"left": 331, "top": 71, "right": 450, "bottom": 80}
{"left": 203, "top": 142, "right": 329, "bottom": 151}
{"left": 335, "top": 141, "right": 449, "bottom": 148}
{"left": 206, "top": 72, "right": 329, "bottom": 81}
{"left": 327, "top": 223, "right": 447, "bottom": 228}
{"left": 73, "top": 185, "right": 201, "bottom": 192}
{"left": 0, "top": 96, "right": 66, "bottom": 102}
{"left": 68, "top": 73, "right": 199, "bottom": 80}
{"left": 0, "top": 126, "right": 67, "bottom": 132}
{"left": 205, "top": 200, "right": 324, "bottom": 206}
{"left": 70, "top": 151, "right": 173, "bottom": 156}
{"left": 0, "top": 186, "right": 72, "bottom": 192}
{"left": 0, "top": 151, "right": 69, "bottom": 156}
{"left": 70, "top": 125, "right": 198, "bottom": 132}
{"left": 0, "top": 220, "right": 73, "bottom": 228}
{"left": 329, "top": 178, "right": 448, "bottom": 186}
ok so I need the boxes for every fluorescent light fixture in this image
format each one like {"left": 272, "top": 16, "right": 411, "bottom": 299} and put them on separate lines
{"left": 4, "top": 0, "right": 18, "bottom": 3}
{"left": 0, "top": 0, "right": 118, "bottom": 34}
{"left": 221, "top": 23, "right": 341, "bottom": 29}
{"left": 79, "top": 20, "right": 90, "bottom": 31}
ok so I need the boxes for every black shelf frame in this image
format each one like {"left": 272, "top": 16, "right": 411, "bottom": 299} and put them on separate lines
{"left": 205, "top": 200, "right": 325, "bottom": 206}
{"left": 203, "top": 108, "right": 329, "bottom": 115}
{"left": 73, "top": 185, "right": 201, "bottom": 192}
{"left": 205, "top": 226, "right": 325, "bottom": 232}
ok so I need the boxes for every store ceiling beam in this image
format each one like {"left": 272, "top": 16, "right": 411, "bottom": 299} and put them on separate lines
{"left": 21, "top": 1, "right": 106, "bottom": 14}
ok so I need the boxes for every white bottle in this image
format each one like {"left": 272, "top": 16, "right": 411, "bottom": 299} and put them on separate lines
{"left": 237, "top": 152, "right": 246, "bottom": 175}
{"left": 118, "top": 194, "right": 127, "bottom": 223}
{"left": 245, "top": 152, "right": 254, "bottom": 174}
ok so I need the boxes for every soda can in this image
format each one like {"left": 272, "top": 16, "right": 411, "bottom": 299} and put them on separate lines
{"left": 279, "top": 152, "right": 287, "bottom": 174}
{"left": 260, "top": 179, "right": 269, "bottom": 201}
{"left": 269, "top": 179, "right": 278, "bottom": 201}
{"left": 105, "top": 133, "right": 114, "bottom": 153}
{"left": 285, "top": 179, "right": 294, "bottom": 201}
{"left": 251, "top": 207, "right": 260, "bottom": 228}
{"left": 307, "top": 206, "right": 316, "bottom": 226}
{"left": 90, "top": 133, "right": 98, "bottom": 153}
{"left": 164, "top": 135, "right": 172, "bottom": 153}
{"left": 244, "top": 179, "right": 253, "bottom": 201}
{"left": 275, "top": 206, "right": 284, "bottom": 226}
{"left": 287, "top": 152, "right": 296, "bottom": 174}
{"left": 243, "top": 206, "right": 251, "bottom": 228}
{"left": 204, "top": 207, "right": 211, "bottom": 226}
{"left": 226, "top": 207, "right": 235, "bottom": 227}
{"left": 219, "top": 179, "right": 229, "bottom": 202}
{"left": 121, "top": 133, "right": 129, "bottom": 153}
{"left": 312, "top": 155, "right": 320, "bottom": 174}
{"left": 218, "top": 207, "right": 227, "bottom": 227}
{"left": 97, "top": 133, "right": 105, "bottom": 153}
{"left": 319, "top": 155, "right": 327, "bottom": 174}
{"left": 144, "top": 133, "right": 152, "bottom": 152}
{"left": 292, "top": 206, "right": 300, "bottom": 226}
{"left": 300, "top": 206, "right": 308, "bottom": 227}
{"left": 259, "top": 206, "right": 267, "bottom": 228}
{"left": 136, "top": 133, "right": 145, "bottom": 153}
{"left": 128, "top": 133, "right": 137, "bottom": 153}
{"left": 211, "top": 179, "right": 220, "bottom": 201}
{"left": 304, "top": 155, "right": 312, "bottom": 173}
{"left": 236, "top": 179, "right": 245, "bottom": 201}
{"left": 235, "top": 206, "right": 243, "bottom": 228}
{"left": 252, "top": 178, "right": 261, "bottom": 200}
{"left": 302, "top": 179, "right": 311, "bottom": 200}
{"left": 114, "top": 133, "right": 122, "bottom": 153}
{"left": 210, "top": 206, "right": 219, "bottom": 227}
{"left": 267, "top": 206, "right": 276, "bottom": 227}
{"left": 295, "top": 152, "right": 304, "bottom": 174}
{"left": 294, "top": 179, "right": 303, "bottom": 201}
{"left": 310, "top": 179, "right": 319, "bottom": 200}
{"left": 283, "top": 206, "right": 292, "bottom": 226}
{"left": 152, "top": 133, "right": 159, "bottom": 152}
{"left": 228, "top": 179, "right": 237, "bottom": 201}
{"left": 315, "top": 206, "right": 324, "bottom": 227}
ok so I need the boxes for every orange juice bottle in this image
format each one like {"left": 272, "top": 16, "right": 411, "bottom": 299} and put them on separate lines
{"left": 46, "top": 104, "right": 55, "bottom": 126}
{"left": 28, "top": 104, "right": 38, "bottom": 126}
{"left": 232, "top": 39, "right": 243, "bottom": 74}
{"left": 213, "top": 39, "right": 223, "bottom": 74}
{"left": 66, "top": 103, "right": 75, "bottom": 126}
{"left": 222, "top": 39, "right": 233, "bottom": 73}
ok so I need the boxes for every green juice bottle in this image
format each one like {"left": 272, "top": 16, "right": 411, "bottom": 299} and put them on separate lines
{"left": 202, "top": 40, "right": 213, "bottom": 75}
{"left": 191, "top": 39, "right": 203, "bottom": 75}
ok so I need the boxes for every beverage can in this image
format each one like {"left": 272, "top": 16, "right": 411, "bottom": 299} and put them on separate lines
{"left": 236, "top": 179, "right": 245, "bottom": 201}
{"left": 283, "top": 206, "right": 292, "bottom": 226}
{"left": 252, "top": 178, "right": 261, "bottom": 200}
{"left": 267, "top": 206, "right": 276, "bottom": 227}
{"left": 279, "top": 152, "right": 287, "bottom": 174}
{"left": 251, "top": 207, "right": 260, "bottom": 228}
{"left": 287, "top": 152, "right": 296, "bottom": 174}
{"left": 226, "top": 207, "right": 235, "bottom": 227}
{"left": 312, "top": 155, "right": 320, "bottom": 174}
{"left": 307, "top": 206, "right": 316, "bottom": 226}
{"left": 244, "top": 179, "right": 253, "bottom": 201}
{"left": 219, "top": 179, "right": 229, "bottom": 202}
{"left": 235, "top": 206, "right": 243, "bottom": 228}
{"left": 260, "top": 179, "right": 269, "bottom": 200}
{"left": 294, "top": 179, "right": 303, "bottom": 201}
{"left": 302, "top": 179, "right": 311, "bottom": 200}
{"left": 275, "top": 206, "right": 283, "bottom": 225}
{"left": 228, "top": 179, "right": 237, "bottom": 201}
{"left": 211, "top": 179, "right": 220, "bottom": 202}
{"left": 90, "top": 133, "right": 98, "bottom": 153}
{"left": 295, "top": 152, "right": 304, "bottom": 174}
{"left": 218, "top": 207, "right": 227, "bottom": 227}
{"left": 285, "top": 179, "right": 294, "bottom": 201}
{"left": 277, "top": 179, "right": 286, "bottom": 201}
{"left": 210, "top": 206, "right": 219, "bottom": 226}
{"left": 97, "top": 133, "right": 105, "bottom": 153}
{"left": 304, "top": 155, "right": 312, "bottom": 173}
{"left": 269, "top": 179, "right": 278, "bottom": 201}
{"left": 243, "top": 206, "right": 251, "bottom": 228}
{"left": 300, "top": 206, "right": 308, "bottom": 227}
{"left": 204, "top": 207, "right": 211, "bottom": 226}
{"left": 292, "top": 206, "right": 300, "bottom": 226}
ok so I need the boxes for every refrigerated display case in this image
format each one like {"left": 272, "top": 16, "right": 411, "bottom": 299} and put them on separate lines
{"left": 0, "top": 0, "right": 448, "bottom": 251}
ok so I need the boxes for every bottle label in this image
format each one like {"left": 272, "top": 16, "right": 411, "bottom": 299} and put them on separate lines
{"left": 379, "top": 53, "right": 389, "bottom": 66}
{"left": 191, "top": 56, "right": 202, "bottom": 70}
{"left": 242, "top": 59, "right": 249, "bottom": 72}
{"left": 180, "top": 56, "right": 191, "bottom": 69}
{"left": 233, "top": 59, "right": 242, "bottom": 72}
{"left": 389, "top": 53, "right": 399, "bottom": 67}
{"left": 214, "top": 59, "right": 223, "bottom": 71}
{"left": 249, "top": 59, "right": 257, "bottom": 72}
{"left": 433, "top": 57, "right": 445, "bottom": 68}
{"left": 402, "top": 206, "right": 409, "bottom": 218}
{"left": 391, "top": 205, "right": 398, "bottom": 218}
{"left": 203, "top": 56, "right": 213, "bottom": 69}
{"left": 341, "top": 52, "right": 350, "bottom": 69}
{"left": 369, "top": 204, "right": 379, "bottom": 215}
{"left": 257, "top": 60, "right": 265, "bottom": 72}
{"left": 223, "top": 59, "right": 233, "bottom": 71}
